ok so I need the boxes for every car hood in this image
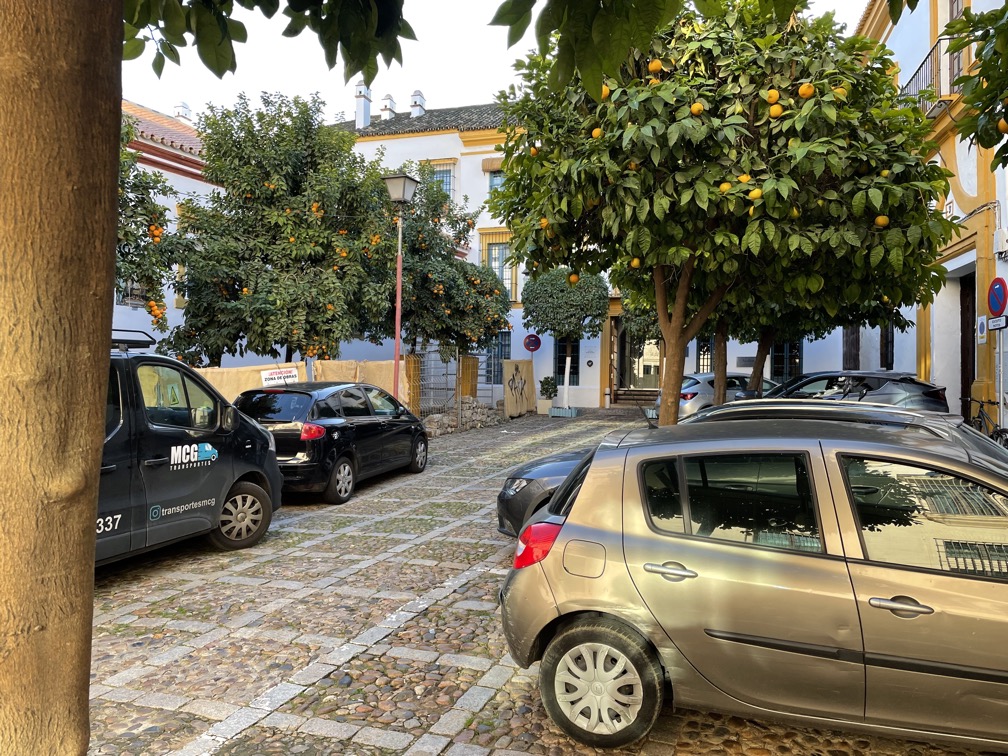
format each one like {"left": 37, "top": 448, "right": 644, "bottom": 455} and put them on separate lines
{"left": 507, "top": 448, "right": 589, "bottom": 482}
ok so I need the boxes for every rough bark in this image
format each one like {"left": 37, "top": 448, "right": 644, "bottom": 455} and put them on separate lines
{"left": 655, "top": 261, "right": 730, "bottom": 426}
{"left": 713, "top": 318, "right": 728, "bottom": 405}
{"left": 749, "top": 327, "right": 776, "bottom": 390}
{"left": 0, "top": 2, "right": 120, "bottom": 751}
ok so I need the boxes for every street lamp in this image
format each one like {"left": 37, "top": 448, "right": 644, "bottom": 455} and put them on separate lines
{"left": 382, "top": 173, "right": 419, "bottom": 400}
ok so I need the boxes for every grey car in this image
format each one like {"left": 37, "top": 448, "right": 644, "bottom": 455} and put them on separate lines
{"left": 497, "top": 448, "right": 590, "bottom": 537}
{"left": 655, "top": 372, "right": 778, "bottom": 418}
{"left": 499, "top": 415, "right": 1008, "bottom": 750}
{"left": 762, "top": 370, "right": 949, "bottom": 412}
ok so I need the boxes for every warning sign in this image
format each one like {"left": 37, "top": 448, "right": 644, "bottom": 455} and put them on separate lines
{"left": 261, "top": 367, "right": 299, "bottom": 387}
{"left": 167, "top": 385, "right": 181, "bottom": 405}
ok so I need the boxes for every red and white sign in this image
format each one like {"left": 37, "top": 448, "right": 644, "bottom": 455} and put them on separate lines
{"left": 260, "top": 367, "right": 299, "bottom": 387}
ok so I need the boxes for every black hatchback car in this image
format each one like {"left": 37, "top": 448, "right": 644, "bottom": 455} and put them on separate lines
{"left": 757, "top": 370, "right": 949, "bottom": 412}
{"left": 234, "top": 382, "right": 428, "bottom": 504}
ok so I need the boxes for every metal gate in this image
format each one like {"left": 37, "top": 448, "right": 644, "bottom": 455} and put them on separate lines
{"left": 410, "top": 345, "right": 504, "bottom": 422}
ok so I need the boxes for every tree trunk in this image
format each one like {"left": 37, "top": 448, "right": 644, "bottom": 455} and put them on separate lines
{"left": 0, "top": 2, "right": 120, "bottom": 751}
{"left": 713, "top": 319, "right": 728, "bottom": 405}
{"left": 654, "top": 261, "right": 730, "bottom": 426}
{"left": 749, "top": 326, "right": 776, "bottom": 390}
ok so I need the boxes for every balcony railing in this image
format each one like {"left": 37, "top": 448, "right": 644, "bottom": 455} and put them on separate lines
{"left": 900, "top": 37, "right": 963, "bottom": 118}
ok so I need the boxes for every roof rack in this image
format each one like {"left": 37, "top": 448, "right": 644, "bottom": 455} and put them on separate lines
{"left": 112, "top": 329, "right": 156, "bottom": 352}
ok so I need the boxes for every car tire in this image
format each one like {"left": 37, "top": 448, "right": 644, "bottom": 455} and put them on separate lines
{"left": 540, "top": 617, "right": 664, "bottom": 749}
{"left": 324, "top": 455, "right": 355, "bottom": 504}
{"left": 208, "top": 481, "right": 272, "bottom": 550}
{"left": 408, "top": 435, "right": 428, "bottom": 473}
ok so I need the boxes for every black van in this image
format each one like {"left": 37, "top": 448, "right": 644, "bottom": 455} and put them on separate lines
{"left": 99, "top": 332, "right": 283, "bottom": 565}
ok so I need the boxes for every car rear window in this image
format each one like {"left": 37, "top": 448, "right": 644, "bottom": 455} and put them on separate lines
{"left": 235, "top": 391, "right": 313, "bottom": 422}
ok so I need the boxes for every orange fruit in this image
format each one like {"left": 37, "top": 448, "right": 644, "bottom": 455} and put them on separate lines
{"left": 530, "top": 146, "right": 539, "bottom": 157}
{"left": 630, "top": 257, "right": 641, "bottom": 269}
{"left": 601, "top": 84, "right": 610, "bottom": 100}
{"left": 591, "top": 127, "right": 603, "bottom": 139}
{"left": 999, "top": 118, "right": 1008, "bottom": 135}
{"left": 540, "top": 217, "right": 549, "bottom": 229}
{"left": 628, "top": 161, "right": 638, "bottom": 171}
{"left": 769, "top": 104, "right": 784, "bottom": 119}
{"left": 798, "top": 82, "right": 815, "bottom": 99}
{"left": 738, "top": 174, "right": 751, "bottom": 183}
{"left": 766, "top": 89, "right": 780, "bottom": 104}
{"left": 568, "top": 272, "right": 579, "bottom": 284}
{"left": 789, "top": 207, "right": 800, "bottom": 219}
{"left": 748, "top": 188, "right": 763, "bottom": 200}
{"left": 648, "top": 58, "right": 663, "bottom": 74}
{"left": 690, "top": 102, "right": 704, "bottom": 116}
{"left": 875, "top": 215, "right": 890, "bottom": 228}
{"left": 719, "top": 182, "right": 732, "bottom": 194}
{"left": 881, "top": 169, "right": 890, "bottom": 177}
{"left": 833, "top": 86, "right": 847, "bottom": 98}
{"left": 649, "top": 78, "right": 661, "bottom": 86}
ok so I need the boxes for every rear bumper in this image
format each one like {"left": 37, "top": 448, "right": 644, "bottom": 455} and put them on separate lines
{"left": 277, "top": 459, "right": 328, "bottom": 492}
{"left": 499, "top": 564, "right": 560, "bottom": 668}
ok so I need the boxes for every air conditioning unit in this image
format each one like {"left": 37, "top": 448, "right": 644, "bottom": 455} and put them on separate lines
{"left": 995, "top": 228, "right": 1008, "bottom": 261}
{"left": 926, "top": 96, "right": 955, "bottom": 119}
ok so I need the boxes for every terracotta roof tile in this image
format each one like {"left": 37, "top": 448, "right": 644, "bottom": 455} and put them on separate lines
{"left": 122, "top": 100, "right": 202, "bottom": 155}
{"left": 341, "top": 103, "right": 503, "bottom": 137}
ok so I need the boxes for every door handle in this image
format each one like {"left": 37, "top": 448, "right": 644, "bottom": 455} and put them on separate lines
{"left": 644, "top": 562, "right": 698, "bottom": 581}
{"left": 868, "top": 596, "right": 934, "bottom": 617}
{"left": 143, "top": 457, "right": 169, "bottom": 467}
{"left": 100, "top": 464, "right": 117, "bottom": 474}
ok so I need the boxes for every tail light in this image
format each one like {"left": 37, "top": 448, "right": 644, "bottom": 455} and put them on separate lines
{"left": 300, "top": 423, "right": 327, "bottom": 440}
{"left": 680, "top": 392, "right": 698, "bottom": 401}
{"left": 513, "top": 522, "right": 563, "bottom": 569}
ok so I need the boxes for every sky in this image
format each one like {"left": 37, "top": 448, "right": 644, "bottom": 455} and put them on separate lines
{"left": 122, "top": 1, "right": 868, "bottom": 124}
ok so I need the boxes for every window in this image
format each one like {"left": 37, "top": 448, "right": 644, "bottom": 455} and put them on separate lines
{"left": 432, "top": 166, "right": 453, "bottom": 197}
{"left": 106, "top": 365, "right": 122, "bottom": 438}
{"left": 479, "top": 229, "right": 517, "bottom": 301}
{"left": 695, "top": 336, "right": 713, "bottom": 373}
{"left": 137, "top": 364, "right": 217, "bottom": 430}
{"left": 641, "top": 460, "right": 684, "bottom": 533}
{"left": 842, "top": 457, "right": 1008, "bottom": 580}
{"left": 364, "top": 386, "right": 398, "bottom": 416}
{"left": 683, "top": 453, "right": 821, "bottom": 552}
{"left": 235, "top": 391, "right": 312, "bottom": 422}
{"left": 484, "top": 330, "right": 511, "bottom": 384}
{"left": 488, "top": 170, "right": 504, "bottom": 191}
{"left": 554, "top": 337, "right": 580, "bottom": 387}
{"left": 339, "top": 387, "right": 371, "bottom": 417}
{"left": 770, "top": 340, "right": 802, "bottom": 384}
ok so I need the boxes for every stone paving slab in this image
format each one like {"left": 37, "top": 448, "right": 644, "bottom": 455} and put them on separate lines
{"left": 88, "top": 409, "right": 984, "bottom": 756}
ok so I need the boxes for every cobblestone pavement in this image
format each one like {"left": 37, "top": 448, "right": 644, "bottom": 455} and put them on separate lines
{"left": 90, "top": 409, "right": 982, "bottom": 756}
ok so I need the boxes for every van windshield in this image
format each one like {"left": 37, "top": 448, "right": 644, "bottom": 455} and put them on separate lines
{"left": 235, "top": 391, "right": 313, "bottom": 422}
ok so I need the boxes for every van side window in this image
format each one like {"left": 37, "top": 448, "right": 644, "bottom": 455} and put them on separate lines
{"left": 640, "top": 460, "right": 684, "bottom": 533}
{"left": 137, "top": 364, "right": 217, "bottom": 430}
{"left": 106, "top": 365, "right": 122, "bottom": 438}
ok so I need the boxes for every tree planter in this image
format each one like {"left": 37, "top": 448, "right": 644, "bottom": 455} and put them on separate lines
{"left": 537, "top": 399, "right": 554, "bottom": 415}
{"left": 548, "top": 407, "right": 578, "bottom": 417}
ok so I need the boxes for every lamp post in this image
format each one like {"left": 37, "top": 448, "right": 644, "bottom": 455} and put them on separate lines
{"left": 382, "top": 173, "right": 419, "bottom": 400}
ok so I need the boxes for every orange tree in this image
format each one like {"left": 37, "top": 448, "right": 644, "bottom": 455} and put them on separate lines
{"left": 519, "top": 267, "right": 609, "bottom": 407}
{"left": 117, "top": 116, "right": 187, "bottom": 332}
{"left": 948, "top": 5, "right": 1008, "bottom": 168}
{"left": 491, "top": 2, "right": 954, "bottom": 425}
{"left": 390, "top": 163, "right": 512, "bottom": 360}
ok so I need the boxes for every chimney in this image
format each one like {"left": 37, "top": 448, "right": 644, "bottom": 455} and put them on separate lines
{"left": 355, "top": 81, "right": 372, "bottom": 129}
{"left": 381, "top": 94, "right": 396, "bottom": 121}
{"left": 174, "top": 102, "right": 192, "bottom": 122}
{"left": 410, "top": 90, "right": 426, "bottom": 118}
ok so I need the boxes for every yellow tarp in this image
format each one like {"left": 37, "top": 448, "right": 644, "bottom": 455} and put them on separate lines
{"left": 196, "top": 362, "right": 307, "bottom": 403}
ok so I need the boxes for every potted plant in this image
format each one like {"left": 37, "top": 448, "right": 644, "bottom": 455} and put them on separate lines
{"left": 538, "top": 376, "right": 557, "bottom": 415}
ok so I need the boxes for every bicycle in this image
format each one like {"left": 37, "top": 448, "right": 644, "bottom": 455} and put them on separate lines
{"left": 968, "top": 397, "right": 1008, "bottom": 447}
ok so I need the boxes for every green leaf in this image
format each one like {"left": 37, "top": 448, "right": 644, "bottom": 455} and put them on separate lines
{"left": 152, "top": 50, "right": 165, "bottom": 77}
{"left": 852, "top": 191, "right": 866, "bottom": 217}
{"left": 161, "top": 0, "right": 187, "bottom": 41}
{"left": 123, "top": 37, "right": 146, "bottom": 60}
{"left": 870, "top": 245, "right": 885, "bottom": 267}
{"left": 889, "top": 245, "right": 904, "bottom": 273}
{"left": 868, "top": 187, "right": 883, "bottom": 211}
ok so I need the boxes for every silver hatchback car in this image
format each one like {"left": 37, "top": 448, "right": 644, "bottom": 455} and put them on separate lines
{"left": 499, "top": 418, "right": 1008, "bottom": 750}
{"left": 655, "top": 372, "right": 778, "bottom": 418}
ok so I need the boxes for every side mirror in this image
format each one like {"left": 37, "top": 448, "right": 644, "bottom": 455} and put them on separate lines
{"left": 733, "top": 390, "right": 761, "bottom": 401}
{"left": 222, "top": 404, "right": 239, "bottom": 432}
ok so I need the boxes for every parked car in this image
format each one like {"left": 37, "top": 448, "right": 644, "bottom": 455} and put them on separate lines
{"left": 755, "top": 370, "right": 949, "bottom": 412}
{"left": 497, "top": 448, "right": 591, "bottom": 537}
{"left": 655, "top": 372, "right": 778, "bottom": 418}
{"left": 100, "top": 331, "right": 282, "bottom": 565}
{"left": 499, "top": 414, "right": 1008, "bottom": 750}
{"left": 234, "top": 382, "right": 427, "bottom": 504}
